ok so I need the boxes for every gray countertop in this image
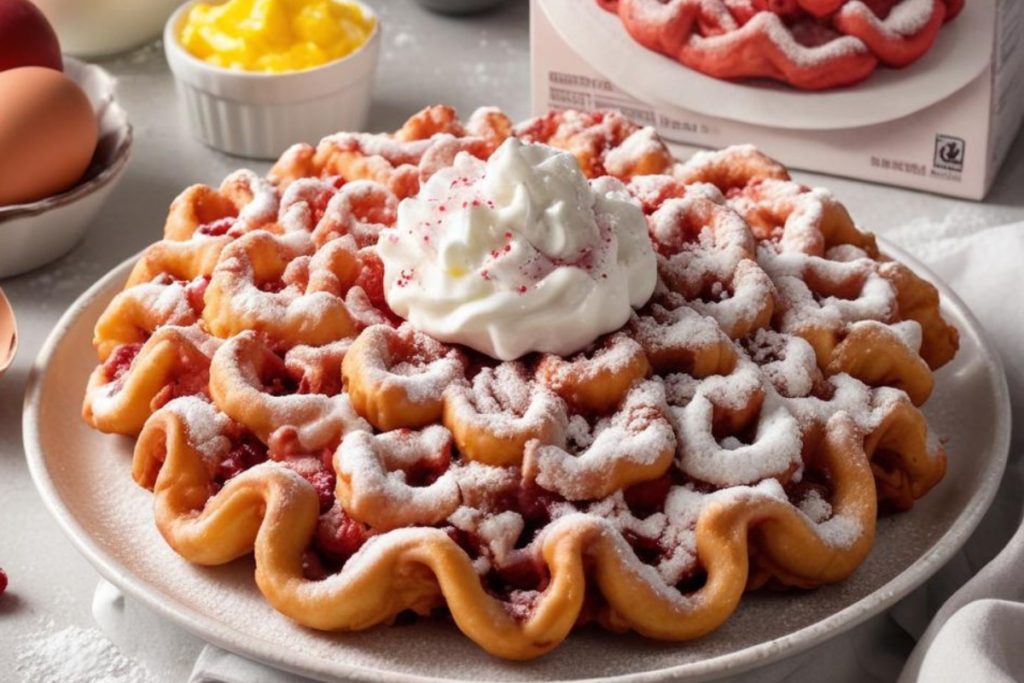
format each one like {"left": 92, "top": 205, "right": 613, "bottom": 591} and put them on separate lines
{"left": 1, "top": 1, "right": 1022, "bottom": 680}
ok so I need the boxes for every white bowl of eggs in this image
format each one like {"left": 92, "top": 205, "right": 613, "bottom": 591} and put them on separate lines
{"left": 0, "top": 0, "right": 132, "bottom": 280}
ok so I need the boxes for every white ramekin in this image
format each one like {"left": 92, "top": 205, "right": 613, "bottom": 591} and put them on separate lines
{"left": 163, "top": 0, "right": 381, "bottom": 160}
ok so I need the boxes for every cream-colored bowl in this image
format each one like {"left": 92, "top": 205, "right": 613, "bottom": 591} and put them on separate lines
{"left": 164, "top": 0, "right": 381, "bottom": 160}
{"left": 33, "top": 0, "right": 182, "bottom": 58}
{"left": 0, "top": 59, "right": 133, "bottom": 280}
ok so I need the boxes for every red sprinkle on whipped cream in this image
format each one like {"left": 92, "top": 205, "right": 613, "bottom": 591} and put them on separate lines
{"left": 377, "top": 138, "right": 657, "bottom": 360}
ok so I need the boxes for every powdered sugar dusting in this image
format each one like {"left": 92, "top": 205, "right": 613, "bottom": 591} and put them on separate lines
{"left": 672, "top": 371, "right": 805, "bottom": 487}
{"left": 357, "top": 325, "right": 465, "bottom": 404}
{"left": 741, "top": 13, "right": 869, "bottom": 69}
{"left": 743, "top": 329, "right": 819, "bottom": 398}
{"left": 527, "top": 380, "right": 676, "bottom": 500}
{"left": 164, "top": 396, "right": 232, "bottom": 460}
{"left": 338, "top": 427, "right": 460, "bottom": 528}
{"left": 840, "top": 0, "right": 937, "bottom": 37}
{"left": 798, "top": 488, "right": 832, "bottom": 523}
{"left": 225, "top": 169, "right": 279, "bottom": 231}
{"left": 604, "top": 127, "right": 665, "bottom": 178}
{"left": 16, "top": 624, "right": 156, "bottom": 683}
{"left": 446, "top": 362, "right": 567, "bottom": 441}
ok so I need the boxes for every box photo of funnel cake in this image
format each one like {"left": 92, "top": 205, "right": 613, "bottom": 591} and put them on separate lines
{"left": 531, "top": 0, "right": 1024, "bottom": 199}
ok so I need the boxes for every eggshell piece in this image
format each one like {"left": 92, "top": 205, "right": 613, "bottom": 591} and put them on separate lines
{"left": 0, "top": 66, "right": 98, "bottom": 206}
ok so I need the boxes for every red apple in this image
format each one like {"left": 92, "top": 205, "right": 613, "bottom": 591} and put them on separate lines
{"left": 0, "top": 0, "right": 63, "bottom": 73}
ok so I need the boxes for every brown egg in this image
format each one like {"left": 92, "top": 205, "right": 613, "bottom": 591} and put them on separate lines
{"left": 0, "top": 66, "right": 98, "bottom": 206}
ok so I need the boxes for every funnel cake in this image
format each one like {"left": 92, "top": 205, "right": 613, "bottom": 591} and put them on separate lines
{"left": 83, "top": 106, "right": 957, "bottom": 660}
{"left": 597, "top": 0, "right": 964, "bottom": 90}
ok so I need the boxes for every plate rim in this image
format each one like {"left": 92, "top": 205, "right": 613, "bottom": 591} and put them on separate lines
{"left": 23, "top": 239, "right": 1012, "bottom": 683}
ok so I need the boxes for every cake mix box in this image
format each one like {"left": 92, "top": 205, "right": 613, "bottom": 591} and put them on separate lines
{"left": 530, "top": 0, "right": 1024, "bottom": 200}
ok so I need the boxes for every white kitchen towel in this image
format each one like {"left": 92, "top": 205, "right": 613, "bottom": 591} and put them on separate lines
{"left": 886, "top": 221, "right": 1024, "bottom": 683}
{"left": 190, "top": 647, "right": 315, "bottom": 683}
{"left": 93, "top": 221, "right": 1024, "bottom": 683}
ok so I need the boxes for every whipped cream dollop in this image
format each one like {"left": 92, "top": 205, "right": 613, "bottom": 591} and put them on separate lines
{"left": 377, "top": 138, "right": 657, "bottom": 360}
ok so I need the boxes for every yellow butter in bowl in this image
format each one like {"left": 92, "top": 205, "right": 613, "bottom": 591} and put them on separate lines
{"left": 180, "top": 0, "right": 376, "bottom": 73}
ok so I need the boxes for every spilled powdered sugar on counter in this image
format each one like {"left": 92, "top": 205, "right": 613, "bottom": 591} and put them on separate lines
{"left": 15, "top": 620, "right": 156, "bottom": 683}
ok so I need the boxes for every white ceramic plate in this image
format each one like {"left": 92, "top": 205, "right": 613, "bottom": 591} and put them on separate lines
{"left": 24, "top": 244, "right": 1010, "bottom": 683}
{"left": 539, "top": 0, "right": 994, "bottom": 131}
